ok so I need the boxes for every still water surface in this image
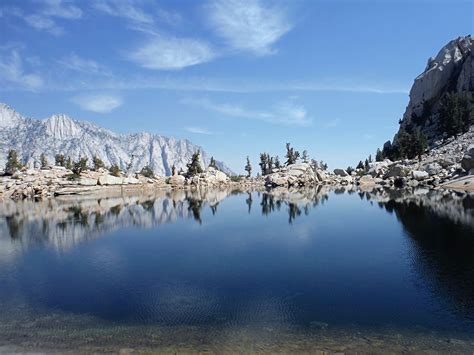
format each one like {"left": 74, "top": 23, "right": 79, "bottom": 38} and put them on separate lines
{"left": 0, "top": 187, "right": 473, "bottom": 351}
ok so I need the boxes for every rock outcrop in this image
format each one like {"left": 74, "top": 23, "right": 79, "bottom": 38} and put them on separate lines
{"left": 188, "top": 167, "right": 229, "bottom": 187}
{"left": 395, "top": 35, "right": 472, "bottom": 144}
{"left": 265, "top": 163, "right": 320, "bottom": 188}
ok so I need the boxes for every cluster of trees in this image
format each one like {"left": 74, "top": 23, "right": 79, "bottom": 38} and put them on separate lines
{"left": 258, "top": 152, "right": 281, "bottom": 175}
{"left": 438, "top": 92, "right": 473, "bottom": 138}
{"left": 372, "top": 128, "right": 428, "bottom": 163}
{"left": 369, "top": 92, "right": 472, "bottom": 165}
{"left": 3, "top": 150, "right": 156, "bottom": 178}
{"left": 245, "top": 143, "right": 327, "bottom": 177}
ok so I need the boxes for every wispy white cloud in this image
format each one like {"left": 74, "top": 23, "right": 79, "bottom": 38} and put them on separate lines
{"left": 24, "top": 14, "right": 64, "bottom": 35}
{"left": 184, "top": 126, "right": 213, "bottom": 135}
{"left": 182, "top": 97, "right": 312, "bottom": 126}
{"left": 41, "top": 0, "right": 82, "bottom": 19}
{"left": 94, "top": 0, "right": 216, "bottom": 70}
{"left": 207, "top": 0, "right": 291, "bottom": 55}
{"left": 58, "top": 53, "right": 109, "bottom": 75}
{"left": 128, "top": 35, "right": 217, "bottom": 70}
{"left": 0, "top": 50, "right": 43, "bottom": 91}
{"left": 93, "top": 0, "right": 154, "bottom": 26}
{"left": 71, "top": 94, "right": 122, "bottom": 113}
{"left": 2, "top": 0, "right": 81, "bottom": 35}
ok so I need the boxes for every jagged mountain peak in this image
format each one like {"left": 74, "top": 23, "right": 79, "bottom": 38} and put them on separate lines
{"left": 44, "top": 114, "right": 82, "bottom": 139}
{"left": 0, "top": 104, "right": 233, "bottom": 176}
{"left": 0, "top": 103, "right": 25, "bottom": 128}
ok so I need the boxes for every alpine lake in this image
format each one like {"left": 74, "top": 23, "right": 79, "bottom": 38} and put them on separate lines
{"left": 0, "top": 186, "right": 473, "bottom": 353}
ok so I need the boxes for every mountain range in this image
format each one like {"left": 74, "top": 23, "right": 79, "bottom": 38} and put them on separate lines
{"left": 0, "top": 103, "right": 232, "bottom": 176}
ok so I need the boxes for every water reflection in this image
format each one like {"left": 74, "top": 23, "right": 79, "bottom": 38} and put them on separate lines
{"left": 0, "top": 186, "right": 473, "bottom": 332}
{"left": 1, "top": 187, "right": 473, "bottom": 250}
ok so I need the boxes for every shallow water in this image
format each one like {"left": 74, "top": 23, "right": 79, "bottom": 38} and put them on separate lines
{"left": 0, "top": 187, "right": 473, "bottom": 352}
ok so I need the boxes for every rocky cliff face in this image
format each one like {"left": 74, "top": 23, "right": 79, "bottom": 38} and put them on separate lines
{"left": 395, "top": 35, "right": 473, "bottom": 144}
{"left": 0, "top": 104, "right": 232, "bottom": 176}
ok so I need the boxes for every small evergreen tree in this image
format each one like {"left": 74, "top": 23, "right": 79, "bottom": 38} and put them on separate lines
{"left": 346, "top": 166, "right": 354, "bottom": 175}
{"left": 92, "top": 156, "right": 105, "bottom": 171}
{"left": 244, "top": 156, "right": 252, "bottom": 177}
{"left": 40, "top": 153, "right": 48, "bottom": 168}
{"left": 171, "top": 164, "right": 176, "bottom": 176}
{"left": 5, "top": 149, "right": 22, "bottom": 175}
{"left": 55, "top": 154, "right": 65, "bottom": 167}
{"left": 109, "top": 164, "right": 121, "bottom": 177}
{"left": 268, "top": 155, "right": 274, "bottom": 172}
{"left": 259, "top": 153, "right": 268, "bottom": 175}
{"left": 209, "top": 156, "right": 217, "bottom": 169}
{"left": 356, "top": 160, "right": 364, "bottom": 170}
{"left": 364, "top": 159, "right": 370, "bottom": 171}
{"left": 375, "top": 148, "right": 383, "bottom": 162}
{"left": 65, "top": 157, "right": 73, "bottom": 170}
{"left": 412, "top": 130, "right": 428, "bottom": 161}
{"left": 274, "top": 156, "right": 281, "bottom": 169}
{"left": 72, "top": 157, "right": 88, "bottom": 175}
{"left": 285, "top": 143, "right": 300, "bottom": 165}
{"left": 186, "top": 150, "right": 203, "bottom": 177}
{"left": 140, "top": 165, "right": 154, "bottom": 178}
{"left": 302, "top": 150, "right": 309, "bottom": 163}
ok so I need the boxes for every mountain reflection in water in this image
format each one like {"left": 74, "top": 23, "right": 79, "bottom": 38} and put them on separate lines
{"left": 0, "top": 186, "right": 473, "bottom": 338}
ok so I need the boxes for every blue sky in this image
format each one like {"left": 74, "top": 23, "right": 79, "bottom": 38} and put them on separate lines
{"left": 0, "top": 0, "right": 472, "bottom": 173}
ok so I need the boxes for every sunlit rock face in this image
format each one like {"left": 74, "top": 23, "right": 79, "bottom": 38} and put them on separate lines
{"left": 395, "top": 35, "right": 473, "bottom": 143}
{"left": 0, "top": 103, "right": 233, "bottom": 176}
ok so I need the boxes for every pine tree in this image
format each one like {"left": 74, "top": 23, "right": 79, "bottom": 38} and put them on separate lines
{"left": 72, "top": 157, "right": 88, "bottom": 175}
{"left": 209, "top": 156, "right": 217, "bottom": 169}
{"left": 259, "top": 153, "right": 268, "bottom": 175}
{"left": 285, "top": 143, "right": 300, "bottom": 166}
{"left": 268, "top": 155, "right": 274, "bottom": 172}
{"left": 244, "top": 156, "right": 252, "bottom": 177}
{"left": 92, "top": 156, "right": 105, "bottom": 171}
{"left": 356, "top": 160, "right": 364, "bottom": 170}
{"left": 346, "top": 166, "right": 354, "bottom": 175}
{"left": 171, "top": 164, "right": 176, "bottom": 176}
{"left": 364, "top": 159, "right": 370, "bottom": 171}
{"left": 5, "top": 149, "right": 22, "bottom": 175}
{"left": 375, "top": 148, "right": 383, "bottom": 162}
{"left": 65, "top": 157, "right": 73, "bottom": 170}
{"left": 412, "top": 130, "right": 428, "bottom": 161}
{"left": 302, "top": 150, "right": 309, "bottom": 163}
{"left": 55, "top": 154, "right": 65, "bottom": 167}
{"left": 109, "top": 164, "right": 121, "bottom": 177}
{"left": 140, "top": 165, "right": 154, "bottom": 178}
{"left": 274, "top": 156, "right": 281, "bottom": 169}
{"left": 186, "top": 150, "right": 203, "bottom": 177}
{"left": 40, "top": 153, "right": 48, "bottom": 168}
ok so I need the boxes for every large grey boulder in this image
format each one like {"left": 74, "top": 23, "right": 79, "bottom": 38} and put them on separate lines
{"left": 98, "top": 175, "right": 124, "bottom": 185}
{"left": 412, "top": 170, "right": 429, "bottom": 180}
{"left": 265, "top": 163, "right": 319, "bottom": 187}
{"left": 333, "top": 168, "right": 348, "bottom": 177}
{"left": 384, "top": 164, "right": 410, "bottom": 178}
{"left": 461, "top": 144, "right": 474, "bottom": 171}
{"left": 424, "top": 162, "right": 443, "bottom": 176}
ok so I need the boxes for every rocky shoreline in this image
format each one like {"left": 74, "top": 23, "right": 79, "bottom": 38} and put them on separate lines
{"left": 1, "top": 126, "right": 473, "bottom": 200}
